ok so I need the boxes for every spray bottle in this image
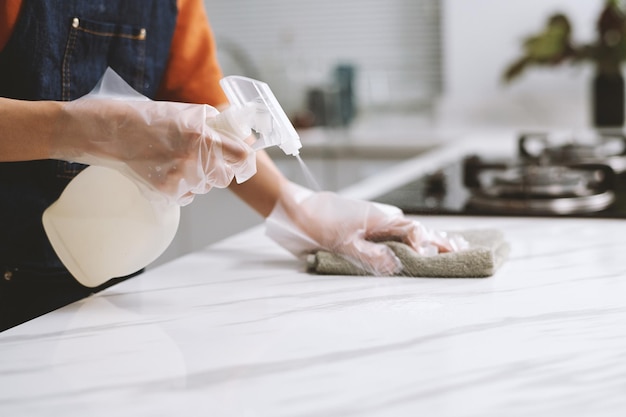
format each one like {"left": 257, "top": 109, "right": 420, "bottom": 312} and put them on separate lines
{"left": 43, "top": 75, "right": 302, "bottom": 288}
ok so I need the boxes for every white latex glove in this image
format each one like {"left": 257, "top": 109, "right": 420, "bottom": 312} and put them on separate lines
{"left": 50, "top": 69, "right": 256, "bottom": 206}
{"left": 266, "top": 182, "right": 469, "bottom": 276}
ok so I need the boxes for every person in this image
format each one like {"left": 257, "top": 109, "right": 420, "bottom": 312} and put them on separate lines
{"left": 0, "top": 0, "right": 459, "bottom": 331}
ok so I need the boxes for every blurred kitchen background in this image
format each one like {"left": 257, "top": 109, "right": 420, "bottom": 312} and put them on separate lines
{"left": 209, "top": 0, "right": 442, "bottom": 122}
{"left": 155, "top": 0, "right": 613, "bottom": 266}
{"left": 207, "top": 0, "right": 603, "bottom": 129}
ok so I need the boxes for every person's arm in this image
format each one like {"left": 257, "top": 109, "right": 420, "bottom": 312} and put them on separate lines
{"left": 228, "top": 150, "right": 286, "bottom": 217}
{"left": 0, "top": 97, "right": 60, "bottom": 161}
{"left": 1, "top": 89, "right": 255, "bottom": 206}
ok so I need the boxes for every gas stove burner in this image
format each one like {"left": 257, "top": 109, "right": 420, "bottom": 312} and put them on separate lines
{"left": 519, "top": 132, "right": 626, "bottom": 173}
{"left": 480, "top": 165, "right": 605, "bottom": 198}
{"left": 467, "top": 190, "right": 615, "bottom": 215}
{"left": 373, "top": 130, "right": 626, "bottom": 219}
{"left": 463, "top": 156, "right": 616, "bottom": 215}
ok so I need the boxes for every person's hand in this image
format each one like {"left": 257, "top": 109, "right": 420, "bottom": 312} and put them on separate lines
{"left": 51, "top": 97, "right": 256, "bottom": 206}
{"left": 266, "top": 182, "right": 468, "bottom": 275}
{"left": 51, "top": 98, "right": 256, "bottom": 205}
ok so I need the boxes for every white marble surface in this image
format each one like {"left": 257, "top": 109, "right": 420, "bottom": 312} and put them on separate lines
{"left": 2, "top": 132, "right": 626, "bottom": 417}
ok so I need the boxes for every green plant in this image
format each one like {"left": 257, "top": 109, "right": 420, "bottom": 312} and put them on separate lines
{"left": 503, "top": 0, "right": 626, "bottom": 82}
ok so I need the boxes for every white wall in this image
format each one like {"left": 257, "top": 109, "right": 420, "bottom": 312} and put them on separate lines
{"left": 440, "top": 0, "right": 605, "bottom": 128}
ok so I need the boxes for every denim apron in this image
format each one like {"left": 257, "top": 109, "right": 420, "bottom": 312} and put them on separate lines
{"left": 0, "top": 0, "right": 177, "bottom": 330}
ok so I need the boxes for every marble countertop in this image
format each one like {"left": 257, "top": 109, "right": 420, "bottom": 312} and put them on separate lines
{"left": 2, "top": 131, "right": 626, "bottom": 417}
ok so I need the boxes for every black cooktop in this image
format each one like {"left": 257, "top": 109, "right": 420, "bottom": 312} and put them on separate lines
{"left": 373, "top": 155, "right": 626, "bottom": 219}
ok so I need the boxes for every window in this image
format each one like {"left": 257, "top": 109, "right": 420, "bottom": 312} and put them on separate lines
{"left": 205, "top": 0, "right": 442, "bottom": 116}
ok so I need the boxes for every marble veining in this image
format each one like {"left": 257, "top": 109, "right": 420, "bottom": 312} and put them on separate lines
{"left": 2, "top": 132, "right": 626, "bottom": 416}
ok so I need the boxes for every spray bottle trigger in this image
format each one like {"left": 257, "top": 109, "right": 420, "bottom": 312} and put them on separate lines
{"left": 219, "top": 75, "right": 302, "bottom": 156}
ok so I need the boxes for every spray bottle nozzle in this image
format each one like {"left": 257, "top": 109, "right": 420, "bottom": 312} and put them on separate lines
{"left": 219, "top": 76, "right": 302, "bottom": 156}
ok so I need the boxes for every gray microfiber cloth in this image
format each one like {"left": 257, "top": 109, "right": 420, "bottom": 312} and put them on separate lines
{"left": 307, "top": 229, "right": 510, "bottom": 278}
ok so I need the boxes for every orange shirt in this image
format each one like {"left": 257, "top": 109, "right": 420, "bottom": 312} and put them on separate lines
{"left": 0, "top": 0, "right": 228, "bottom": 106}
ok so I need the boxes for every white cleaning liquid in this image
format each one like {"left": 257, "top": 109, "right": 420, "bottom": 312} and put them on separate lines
{"left": 43, "top": 166, "right": 180, "bottom": 287}
{"left": 295, "top": 154, "right": 322, "bottom": 191}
